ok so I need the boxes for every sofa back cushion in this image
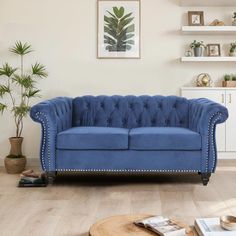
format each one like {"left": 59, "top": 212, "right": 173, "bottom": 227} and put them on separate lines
{"left": 72, "top": 96, "right": 189, "bottom": 129}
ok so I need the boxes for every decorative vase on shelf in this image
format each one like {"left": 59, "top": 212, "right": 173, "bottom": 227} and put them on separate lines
{"left": 194, "top": 47, "right": 203, "bottom": 57}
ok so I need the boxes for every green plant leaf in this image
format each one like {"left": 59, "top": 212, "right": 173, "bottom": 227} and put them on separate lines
{"left": 120, "top": 33, "right": 135, "bottom": 41}
{"left": 113, "top": 7, "right": 124, "bottom": 18}
{"left": 124, "top": 24, "right": 135, "bottom": 33}
{"left": 106, "top": 10, "right": 117, "bottom": 19}
{"left": 13, "top": 74, "right": 35, "bottom": 89}
{"left": 23, "top": 89, "right": 41, "bottom": 98}
{"left": 104, "top": 35, "right": 117, "bottom": 46}
{"left": 0, "top": 103, "right": 7, "bottom": 114}
{"left": 123, "top": 40, "right": 135, "bottom": 45}
{"left": 104, "top": 26, "right": 117, "bottom": 39}
{"left": 104, "top": 15, "right": 118, "bottom": 28}
{"left": 12, "top": 104, "right": 30, "bottom": 117}
{"left": 0, "top": 63, "right": 17, "bottom": 77}
{"left": 10, "top": 41, "right": 33, "bottom": 55}
{"left": 119, "top": 17, "right": 134, "bottom": 30}
{"left": 31, "top": 62, "right": 48, "bottom": 78}
{"left": 120, "top": 12, "right": 132, "bottom": 22}
{"left": 0, "top": 85, "right": 10, "bottom": 97}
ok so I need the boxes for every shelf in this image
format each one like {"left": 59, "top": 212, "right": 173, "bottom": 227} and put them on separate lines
{"left": 181, "top": 57, "right": 236, "bottom": 62}
{"left": 180, "top": 0, "right": 236, "bottom": 7}
{"left": 182, "top": 26, "right": 236, "bottom": 34}
{"left": 181, "top": 87, "right": 234, "bottom": 90}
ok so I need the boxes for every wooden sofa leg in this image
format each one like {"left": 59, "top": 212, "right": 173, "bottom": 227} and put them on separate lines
{"left": 201, "top": 173, "right": 211, "bottom": 186}
{"left": 46, "top": 171, "right": 56, "bottom": 185}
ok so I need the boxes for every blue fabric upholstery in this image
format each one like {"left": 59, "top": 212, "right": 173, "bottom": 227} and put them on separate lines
{"left": 30, "top": 95, "right": 228, "bottom": 177}
{"left": 129, "top": 127, "right": 201, "bottom": 150}
{"left": 56, "top": 150, "right": 202, "bottom": 172}
{"left": 57, "top": 127, "right": 129, "bottom": 150}
{"left": 188, "top": 98, "right": 228, "bottom": 173}
{"left": 30, "top": 97, "right": 73, "bottom": 171}
{"left": 72, "top": 95, "right": 189, "bottom": 128}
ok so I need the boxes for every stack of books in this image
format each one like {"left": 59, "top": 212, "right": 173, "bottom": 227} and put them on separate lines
{"left": 134, "top": 216, "right": 188, "bottom": 236}
{"left": 18, "top": 170, "right": 47, "bottom": 187}
{"left": 134, "top": 216, "right": 236, "bottom": 236}
{"left": 195, "top": 218, "right": 236, "bottom": 236}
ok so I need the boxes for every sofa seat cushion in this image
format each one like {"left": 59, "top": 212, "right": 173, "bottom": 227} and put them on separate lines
{"left": 129, "top": 127, "right": 201, "bottom": 150}
{"left": 57, "top": 127, "right": 129, "bottom": 150}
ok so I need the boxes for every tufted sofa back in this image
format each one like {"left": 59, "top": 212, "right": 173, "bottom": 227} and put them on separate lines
{"left": 72, "top": 96, "right": 190, "bottom": 129}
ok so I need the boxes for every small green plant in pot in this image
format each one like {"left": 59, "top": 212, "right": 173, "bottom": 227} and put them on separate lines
{"left": 224, "top": 74, "right": 231, "bottom": 81}
{"left": 222, "top": 74, "right": 236, "bottom": 87}
{"left": 229, "top": 43, "right": 236, "bottom": 57}
{"left": 190, "top": 40, "right": 206, "bottom": 57}
{"left": 232, "top": 12, "right": 236, "bottom": 26}
{"left": 0, "top": 42, "right": 47, "bottom": 174}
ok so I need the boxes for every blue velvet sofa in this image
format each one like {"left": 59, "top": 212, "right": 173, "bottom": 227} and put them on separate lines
{"left": 30, "top": 95, "right": 228, "bottom": 185}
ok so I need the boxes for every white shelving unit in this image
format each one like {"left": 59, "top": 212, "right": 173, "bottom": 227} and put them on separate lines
{"left": 181, "top": 57, "right": 236, "bottom": 62}
{"left": 180, "top": 0, "right": 236, "bottom": 7}
{"left": 182, "top": 26, "right": 236, "bottom": 35}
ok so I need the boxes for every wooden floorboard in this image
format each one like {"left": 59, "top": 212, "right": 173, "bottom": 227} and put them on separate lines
{"left": 0, "top": 161, "right": 236, "bottom": 236}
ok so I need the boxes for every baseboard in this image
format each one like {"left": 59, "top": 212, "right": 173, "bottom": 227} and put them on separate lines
{"left": 218, "top": 152, "right": 236, "bottom": 159}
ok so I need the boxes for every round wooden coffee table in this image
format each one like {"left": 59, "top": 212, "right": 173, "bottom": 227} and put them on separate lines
{"left": 89, "top": 214, "right": 195, "bottom": 236}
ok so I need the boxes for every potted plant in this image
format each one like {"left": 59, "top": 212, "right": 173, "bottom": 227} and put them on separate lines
{"left": 0, "top": 42, "right": 47, "bottom": 174}
{"left": 190, "top": 40, "right": 206, "bottom": 57}
{"left": 232, "top": 12, "right": 236, "bottom": 26}
{"left": 229, "top": 43, "right": 236, "bottom": 57}
{"left": 222, "top": 74, "right": 236, "bottom": 87}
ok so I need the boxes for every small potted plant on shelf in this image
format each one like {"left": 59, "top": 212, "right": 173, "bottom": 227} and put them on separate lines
{"left": 0, "top": 42, "right": 47, "bottom": 174}
{"left": 229, "top": 43, "right": 236, "bottom": 57}
{"left": 222, "top": 74, "right": 236, "bottom": 87}
{"left": 232, "top": 12, "right": 236, "bottom": 26}
{"left": 190, "top": 40, "right": 206, "bottom": 57}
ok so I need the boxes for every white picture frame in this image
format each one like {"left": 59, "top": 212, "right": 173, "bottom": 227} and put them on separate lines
{"left": 97, "top": 0, "right": 140, "bottom": 59}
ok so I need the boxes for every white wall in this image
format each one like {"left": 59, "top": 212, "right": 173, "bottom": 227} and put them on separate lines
{"left": 0, "top": 0, "right": 236, "bottom": 161}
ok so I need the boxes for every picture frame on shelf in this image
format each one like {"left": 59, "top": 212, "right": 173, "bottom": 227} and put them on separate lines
{"left": 207, "top": 44, "right": 221, "bottom": 57}
{"left": 97, "top": 0, "right": 141, "bottom": 59}
{"left": 188, "top": 11, "right": 204, "bottom": 26}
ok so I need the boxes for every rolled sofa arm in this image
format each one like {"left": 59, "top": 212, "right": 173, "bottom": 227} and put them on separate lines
{"left": 30, "top": 97, "right": 73, "bottom": 171}
{"left": 188, "top": 98, "right": 228, "bottom": 173}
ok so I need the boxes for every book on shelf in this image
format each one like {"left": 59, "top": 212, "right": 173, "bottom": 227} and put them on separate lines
{"left": 195, "top": 218, "right": 236, "bottom": 236}
{"left": 134, "top": 216, "right": 186, "bottom": 236}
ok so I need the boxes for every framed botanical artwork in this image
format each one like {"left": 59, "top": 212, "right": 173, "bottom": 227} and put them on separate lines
{"left": 97, "top": 0, "right": 140, "bottom": 59}
{"left": 188, "top": 11, "right": 204, "bottom": 26}
{"left": 207, "top": 44, "right": 221, "bottom": 57}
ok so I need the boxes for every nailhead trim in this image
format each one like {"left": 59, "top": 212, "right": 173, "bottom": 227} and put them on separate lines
{"left": 55, "top": 169, "right": 200, "bottom": 173}
{"left": 35, "top": 112, "right": 50, "bottom": 171}
{"left": 206, "top": 112, "right": 222, "bottom": 172}
{"left": 210, "top": 113, "right": 222, "bottom": 172}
